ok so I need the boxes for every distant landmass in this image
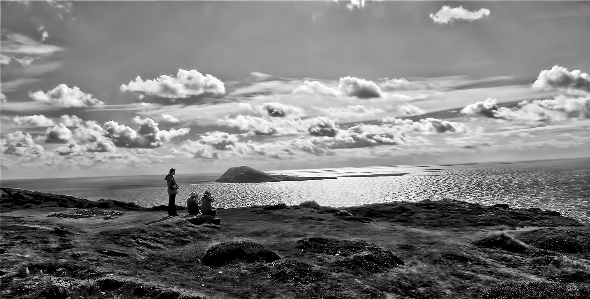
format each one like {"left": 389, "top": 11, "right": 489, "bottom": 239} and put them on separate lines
{"left": 215, "top": 166, "right": 336, "bottom": 183}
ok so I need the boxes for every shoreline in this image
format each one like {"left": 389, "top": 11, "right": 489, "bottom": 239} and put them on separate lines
{"left": 1, "top": 187, "right": 589, "bottom": 298}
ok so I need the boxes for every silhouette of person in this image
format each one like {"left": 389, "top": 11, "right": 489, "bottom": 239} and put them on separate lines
{"left": 165, "top": 168, "right": 179, "bottom": 216}
{"left": 200, "top": 190, "right": 217, "bottom": 217}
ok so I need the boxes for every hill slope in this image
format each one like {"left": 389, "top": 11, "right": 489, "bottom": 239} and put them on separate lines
{"left": 215, "top": 166, "right": 280, "bottom": 183}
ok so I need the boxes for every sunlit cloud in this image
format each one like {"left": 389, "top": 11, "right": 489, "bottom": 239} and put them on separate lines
{"left": 1, "top": 131, "right": 45, "bottom": 157}
{"left": 160, "top": 114, "right": 180, "bottom": 123}
{"left": 398, "top": 103, "right": 425, "bottom": 116}
{"left": 13, "top": 114, "right": 55, "bottom": 127}
{"left": 460, "top": 98, "right": 498, "bottom": 118}
{"left": 533, "top": 65, "right": 590, "bottom": 94}
{"left": 121, "top": 69, "right": 226, "bottom": 99}
{"left": 494, "top": 95, "right": 590, "bottom": 122}
{"left": 104, "top": 117, "right": 190, "bottom": 148}
{"left": 381, "top": 117, "right": 469, "bottom": 134}
{"left": 430, "top": 6, "right": 490, "bottom": 24}
{"left": 29, "top": 84, "right": 105, "bottom": 108}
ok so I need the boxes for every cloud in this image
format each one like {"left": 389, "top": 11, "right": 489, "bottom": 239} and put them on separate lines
{"left": 103, "top": 117, "right": 190, "bottom": 148}
{"left": 0, "top": 93, "right": 6, "bottom": 102}
{"left": 59, "top": 115, "right": 85, "bottom": 127}
{"left": 398, "top": 104, "right": 425, "bottom": 116}
{"left": 430, "top": 6, "right": 490, "bottom": 24}
{"left": 378, "top": 78, "right": 429, "bottom": 91}
{"left": 197, "top": 131, "right": 239, "bottom": 150}
{"left": 2, "top": 131, "right": 45, "bottom": 157}
{"left": 338, "top": 76, "right": 382, "bottom": 98}
{"left": 179, "top": 141, "right": 220, "bottom": 159}
{"left": 160, "top": 114, "right": 180, "bottom": 123}
{"left": 217, "top": 115, "right": 341, "bottom": 137}
{"left": 381, "top": 117, "right": 469, "bottom": 134}
{"left": 45, "top": 124, "right": 73, "bottom": 143}
{"left": 494, "top": 95, "right": 590, "bottom": 121}
{"left": 532, "top": 65, "right": 590, "bottom": 93}
{"left": 307, "top": 117, "right": 339, "bottom": 137}
{"left": 121, "top": 69, "right": 226, "bottom": 99}
{"left": 310, "top": 105, "right": 385, "bottom": 121}
{"left": 460, "top": 98, "right": 498, "bottom": 118}
{"left": 0, "top": 30, "right": 64, "bottom": 65}
{"left": 293, "top": 77, "right": 382, "bottom": 99}
{"left": 13, "top": 114, "right": 55, "bottom": 127}
{"left": 293, "top": 80, "right": 341, "bottom": 97}
{"left": 29, "top": 84, "right": 105, "bottom": 108}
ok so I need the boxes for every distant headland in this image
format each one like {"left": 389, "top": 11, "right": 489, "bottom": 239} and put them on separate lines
{"left": 215, "top": 165, "right": 338, "bottom": 183}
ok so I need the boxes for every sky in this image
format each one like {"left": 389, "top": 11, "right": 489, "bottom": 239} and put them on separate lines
{"left": 1, "top": 0, "right": 589, "bottom": 179}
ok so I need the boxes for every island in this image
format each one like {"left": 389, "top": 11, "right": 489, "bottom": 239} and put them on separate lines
{"left": 215, "top": 165, "right": 337, "bottom": 183}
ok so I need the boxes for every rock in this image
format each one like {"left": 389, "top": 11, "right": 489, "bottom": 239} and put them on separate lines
{"left": 335, "top": 210, "right": 354, "bottom": 217}
{"left": 202, "top": 241, "right": 280, "bottom": 267}
{"left": 298, "top": 201, "right": 321, "bottom": 209}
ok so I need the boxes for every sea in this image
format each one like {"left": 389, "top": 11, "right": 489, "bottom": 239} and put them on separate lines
{"left": 2, "top": 158, "right": 589, "bottom": 224}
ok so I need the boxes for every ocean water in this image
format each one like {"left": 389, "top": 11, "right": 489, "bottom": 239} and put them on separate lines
{"left": 2, "top": 158, "right": 589, "bottom": 224}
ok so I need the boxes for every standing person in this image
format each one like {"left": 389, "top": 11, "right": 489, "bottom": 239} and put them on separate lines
{"left": 165, "top": 168, "right": 179, "bottom": 216}
{"left": 200, "top": 190, "right": 217, "bottom": 217}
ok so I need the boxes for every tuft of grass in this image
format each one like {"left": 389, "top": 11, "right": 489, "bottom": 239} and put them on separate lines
{"left": 473, "top": 233, "right": 529, "bottom": 253}
{"left": 201, "top": 241, "right": 281, "bottom": 267}
{"left": 480, "top": 281, "right": 590, "bottom": 299}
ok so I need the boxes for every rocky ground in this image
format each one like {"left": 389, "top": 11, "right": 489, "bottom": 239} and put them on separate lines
{"left": 1, "top": 186, "right": 589, "bottom": 299}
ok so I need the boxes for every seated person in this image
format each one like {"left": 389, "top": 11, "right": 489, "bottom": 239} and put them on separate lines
{"left": 186, "top": 192, "right": 200, "bottom": 215}
{"left": 200, "top": 190, "right": 217, "bottom": 217}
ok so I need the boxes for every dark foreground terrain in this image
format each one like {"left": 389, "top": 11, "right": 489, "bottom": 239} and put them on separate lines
{"left": 1, "top": 187, "right": 589, "bottom": 299}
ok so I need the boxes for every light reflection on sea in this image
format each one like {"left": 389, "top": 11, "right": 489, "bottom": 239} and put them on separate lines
{"left": 2, "top": 158, "right": 589, "bottom": 224}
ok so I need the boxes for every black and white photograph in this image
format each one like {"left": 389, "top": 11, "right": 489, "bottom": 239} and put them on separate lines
{"left": 1, "top": 0, "right": 589, "bottom": 298}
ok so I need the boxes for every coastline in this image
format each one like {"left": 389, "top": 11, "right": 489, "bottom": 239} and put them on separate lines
{"left": 1, "top": 187, "right": 589, "bottom": 298}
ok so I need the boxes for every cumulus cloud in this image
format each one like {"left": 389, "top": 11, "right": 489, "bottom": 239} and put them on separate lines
{"left": 460, "top": 98, "right": 498, "bottom": 118}
{"left": 307, "top": 117, "right": 339, "bottom": 137}
{"left": 217, "top": 115, "right": 283, "bottom": 135}
{"left": 293, "top": 77, "right": 382, "bottom": 99}
{"left": 59, "top": 115, "right": 85, "bottom": 127}
{"left": 338, "top": 77, "right": 382, "bottom": 99}
{"left": 45, "top": 124, "right": 74, "bottom": 143}
{"left": 430, "top": 6, "right": 490, "bottom": 24}
{"left": 120, "top": 69, "right": 226, "bottom": 99}
{"left": 0, "top": 93, "right": 6, "bottom": 102}
{"left": 532, "top": 65, "right": 590, "bottom": 93}
{"left": 103, "top": 117, "right": 190, "bottom": 148}
{"left": 398, "top": 104, "right": 425, "bottom": 116}
{"left": 197, "top": 131, "right": 239, "bottom": 150}
{"left": 160, "top": 114, "right": 180, "bottom": 123}
{"left": 179, "top": 141, "right": 220, "bottom": 159}
{"left": 293, "top": 80, "right": 341, "bottom": 97}
{"left": 494, "top": 95, "right": 590, "bottom": 121}
{"left": 217, "top": 115, "right": 341, "bottom": 137}
{"left": 2, "top": 131, "right": 45, "bottom": 157}
{"left": 378, "top": 78, "right": 428, "bottom": 91}
{"left": 13, "top": 115, "right": 55, "bottom": 127}
{"left": 29, "top": 84, "right": 105, "bottom": 108}
{"left": 381, "top": 117, "right": 469, "bottom": 134}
